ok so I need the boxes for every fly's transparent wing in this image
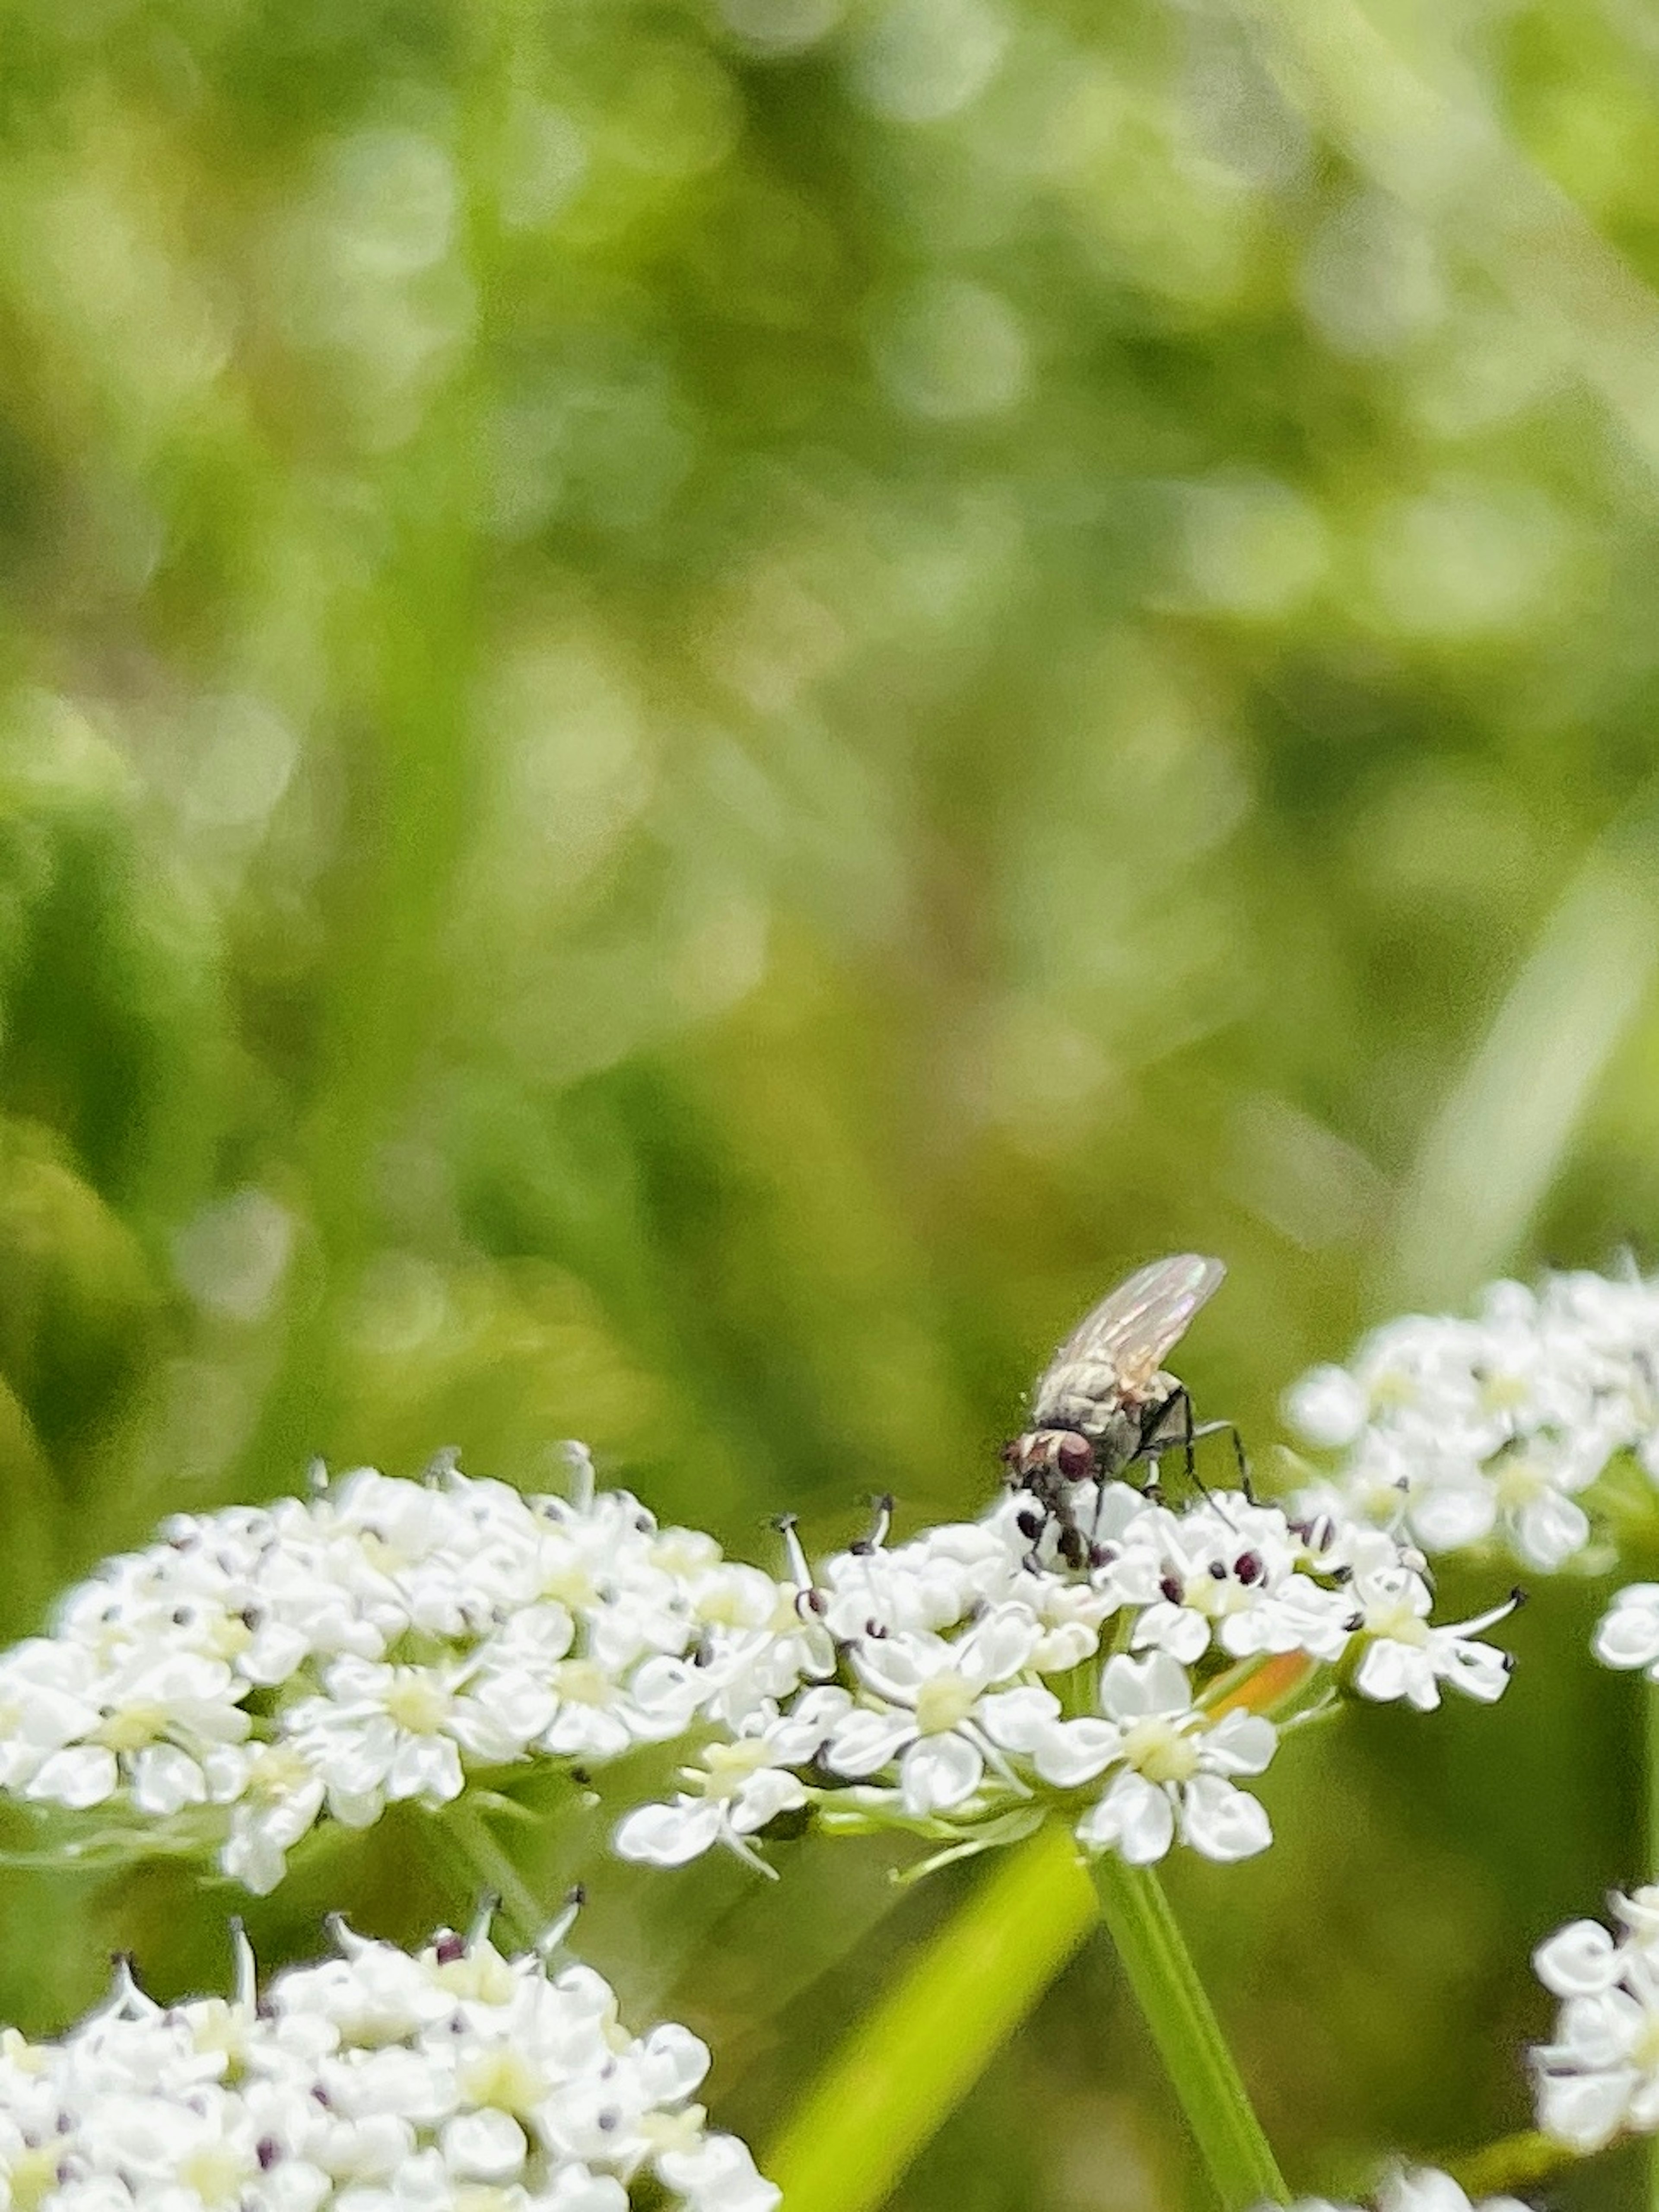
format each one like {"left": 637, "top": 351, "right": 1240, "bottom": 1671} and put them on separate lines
{"left": 1031, "top": 1254, "right": 1226, "bottom": 1418}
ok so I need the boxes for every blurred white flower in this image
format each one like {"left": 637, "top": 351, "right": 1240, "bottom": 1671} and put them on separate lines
{"left": 1259, "top": 2173, "right": 1527, "bottom": 2212}
{"left": 0, "top": 1915, "right": 777, "bottom": 2212}
{"left": 1286, "top": 1266, "right": 1659, "bottom": 1575}
{"left": 1532, "top": 1886, "right": 1659, "bottom": 2150}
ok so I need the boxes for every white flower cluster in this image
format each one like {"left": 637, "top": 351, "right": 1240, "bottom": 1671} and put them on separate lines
{"left": 615, "top": 1479, "right": 1516, "bottom": 1877}
{"left": 1285, "top": 1268, "right": 1659, "bottom": 1573}
{"left": 1531, "top": 1885, "right": 1659, "bottom": 2152}
{"left": 1256, "top": 2175, "right": 1526, "bottom": 2212}
{"left": 0, "top": 1453, "right": 807, "bottom": 1893}
{"left": 0, "top": 1444, "right": 1516, "bottom": 1892}
{"left": 0, "top": 1911, "right": 777, "bottom": 2212}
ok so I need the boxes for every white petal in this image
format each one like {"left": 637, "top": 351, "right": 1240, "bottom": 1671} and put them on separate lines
{"left": 1099, "top": 1651, "right": 1190, "bottom": 1722}
{"left": 1513, "top": 1490, "right": 1590, "bottom": 1570}
{"left": 1594, "top": 1591, "right": 1659, "bottom": 1672}
{"left": 1078, "top": 1770, "right": 1174, "bottom": 1863}
{"left": 1199, "top": 1710, "right": 1276, "bottom": 1778}
{"left": 731, "top": 1769, "right": 807, "bottom": 1834}
{"left": 961, "top": 1604, "right": 1042, "bottom": 1685}
{"left": 976, "top": 1686, "right": 1061, "bottom": 1753}
{"left": 1533, "top": 1920, "right": 1623, "bottom": 1997}
{"left": 1535, "top": 2063, "right": 1637, "bottom": 2151}
{"left": 1179, "top": 1774, "right": 1271, "bottom": 1861}
{"left": 1031, "top": 1717, "right": 1119, "bottom": 1789}
{"left": 27, "top": 1745, "right": 119, "bottom": 1809}
{"left": 614, "top": 1799, "right": 725, "bottom": 1867}
{"left": 1353, "top": 1641, "right": 1435, "bottom": 1710}
{"left": 824, "top": 1708, "right": 914, "bottom": 1778}
{"left": 1131, "top": 1605, "right": 1212, "bottom": 1666}
{"left": 440, "top": 2110, "right": 528, "bottom": 2181}
{"left": 900, "top": 1733, "right": 983, "bottom": 1816}
{"left": 130, "top": 1744, "right": 207, "bottom": 1816}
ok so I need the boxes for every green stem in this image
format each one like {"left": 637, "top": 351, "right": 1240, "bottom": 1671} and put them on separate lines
{"left": 1442, "top": 2126, "right": 1576, "bottom": 2199}
{"left": 445, "top": 1801, "right": 548, "bottom": 1950}
{"left": 1089, "top": 1854, "right": 1289, "bottom": 2211}
{"left": 763, "top": 1824, "right": 1096, "bottom": 2212}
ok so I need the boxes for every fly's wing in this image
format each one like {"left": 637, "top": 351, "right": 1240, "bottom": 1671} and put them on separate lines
{"left": 1031, "top": 1254, "right": 1226, "bottom": 1418}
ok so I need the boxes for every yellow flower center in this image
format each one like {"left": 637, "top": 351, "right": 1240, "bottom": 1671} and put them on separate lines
{"left": 914, "top": 1673, "right": 977, "bottom": 1736}
{"left": 1120, "top": 1717, "right": 1200, "bottom": 1785}
{"left": 383, "top": 1673, "right": 450, "bottom": 1735}
{"left": 457, "top": 2044, "right": 545, "bottom": 2117}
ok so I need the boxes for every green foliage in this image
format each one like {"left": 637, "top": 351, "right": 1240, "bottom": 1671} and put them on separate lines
{"left": 0, "top": 0, "right": 1656, "bottom": 2200}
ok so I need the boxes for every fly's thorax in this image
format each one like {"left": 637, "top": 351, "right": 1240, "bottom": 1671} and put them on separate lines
{"left": 1032, "top": 1378, "right": 1147, "bottom": 1463}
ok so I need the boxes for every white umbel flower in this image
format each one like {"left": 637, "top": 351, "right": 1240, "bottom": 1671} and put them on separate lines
{"left": 0, "top": 1915, "right": 778, "bottom": 2212}
{"left": 1286, "top": 1266, "right": 1659, "bottom": 1575}
{"left": 0, "top": 1452, "right": 819, "bottom": 1893}
{"left": 608, "top": 1465, "right": 1513, "bottom": 1875}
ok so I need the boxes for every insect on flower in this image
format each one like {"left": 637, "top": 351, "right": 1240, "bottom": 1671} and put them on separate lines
{"left": 1004, "top": 1254, "right": 1237, "bottom": 1568}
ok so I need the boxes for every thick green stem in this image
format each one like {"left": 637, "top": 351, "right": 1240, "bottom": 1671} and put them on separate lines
{"left": 763, "top": 1824, "right": 1096, "bottom": 2212}
{"left": 1090, "top": 1854, "right": 1289, "bottom": 2211}
{"left": 1443, "top": 2126, "right": 1574, "bottom": 2200}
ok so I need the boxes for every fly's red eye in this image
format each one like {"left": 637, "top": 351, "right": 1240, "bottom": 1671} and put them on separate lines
{"left": 1056, "top": 1434, "right": 1093, "bottom": 1480}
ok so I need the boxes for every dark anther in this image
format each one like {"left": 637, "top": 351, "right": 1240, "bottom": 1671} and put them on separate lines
{"left": 1159, "top": 1573, "right": 1183, "bottom": 1605}
{"left": 1207, "top": 1560, "right": 1228, "bottom": 1580}
{"left": 864, "top": 1619, "right": 888, "bottom": 1639}
{"left": 434, "top": 1932, "right": 466, "bottom": 1964}
{"left": 1016, "top": 1509, "right": 1043, "bottom": 1540}
{"left": 1234, "top": 1551, "right": 1263, "bottom": 1585}
{"left": 257, "top": 2140, "right": 280, "bottom": 2171}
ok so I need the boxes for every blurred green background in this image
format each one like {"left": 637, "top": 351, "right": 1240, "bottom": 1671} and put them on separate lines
{"left": 1, "top": 0, "right": 1657, "bottom": 2202}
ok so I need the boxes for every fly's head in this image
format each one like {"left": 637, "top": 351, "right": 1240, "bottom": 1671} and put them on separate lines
{"left": 1002, "top": 1428, "right": 1095, "bottom": 1485}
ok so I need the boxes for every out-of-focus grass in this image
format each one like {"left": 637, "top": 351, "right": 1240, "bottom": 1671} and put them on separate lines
{"left": 2, "top": 0, "right": 1659, "bottom": 2201}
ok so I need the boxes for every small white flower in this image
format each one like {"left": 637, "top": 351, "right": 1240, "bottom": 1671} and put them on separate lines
{"left": 1532, "top": 1890, "right": 1659, "bottom": 2149}
{"left": 614, "top": 1689, "right": 852, "bottom": 1872}
{"left": 1066, "top": 1653, "right": 1276, "bottom": 1865}
{"left": 1349, "top": 1568, "right": 1516, "bottom": 1712}
{"left": 1593, "top": 1583, "right": 1659, "bottom": 1675}
{"left": 827, "top": 1604, "right": 1042, "bottom": 1816}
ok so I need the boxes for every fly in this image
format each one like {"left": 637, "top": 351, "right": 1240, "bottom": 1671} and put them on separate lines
{"left": 1003, "top": 1254, "right": 1237, "bottom": 1569}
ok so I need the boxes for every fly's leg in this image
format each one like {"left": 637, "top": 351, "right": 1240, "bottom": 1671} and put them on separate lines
{"left": 1188, "top": 1416, "right": 1254, "bottom": 1502}
{"left": 1135, "top": 1390, "right": 1255, "bottom": 1503}
{"left": 1137, "top": 1386, "right": 1210, "bottom": 1500}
